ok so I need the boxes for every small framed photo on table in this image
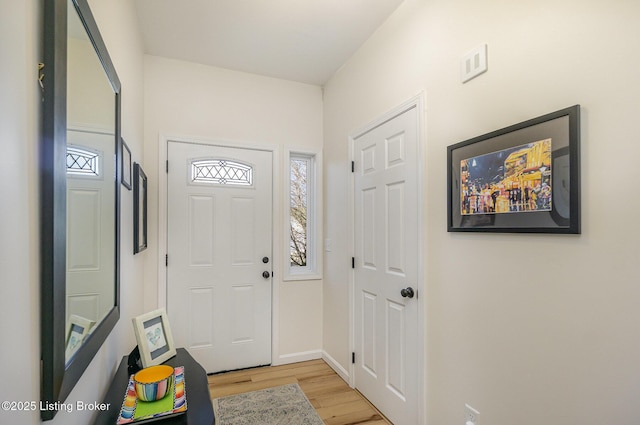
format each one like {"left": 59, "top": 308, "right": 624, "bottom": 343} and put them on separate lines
{"left": 132, "top": 308, "right": 177, "bottom": 368}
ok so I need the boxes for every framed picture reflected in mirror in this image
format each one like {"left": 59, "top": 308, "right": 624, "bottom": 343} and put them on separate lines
{"left": 121, "top": 138, "right": 132, "bottom": 190}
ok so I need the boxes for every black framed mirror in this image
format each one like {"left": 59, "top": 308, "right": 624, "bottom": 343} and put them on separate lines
{"left": 41, "top": 0, "right": 121, "bottom": 420}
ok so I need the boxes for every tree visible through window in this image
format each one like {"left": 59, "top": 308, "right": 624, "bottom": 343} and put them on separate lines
{"left": 290, "top": 157, "right": 309, "bottom": 267}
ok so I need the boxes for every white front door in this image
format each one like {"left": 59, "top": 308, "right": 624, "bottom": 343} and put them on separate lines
{"left": 353, "top": 105, "right": 420, "bottom": 424}
{"left": 66, "top": 129, "right": 116, "bottom": 327}
{"left": 167, "top": 141, "right": 273, "bottom": 373}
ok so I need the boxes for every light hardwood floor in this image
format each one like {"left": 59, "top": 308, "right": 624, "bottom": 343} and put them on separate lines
{"left": 208, "top": 359, "right": 391, "bottom": 425}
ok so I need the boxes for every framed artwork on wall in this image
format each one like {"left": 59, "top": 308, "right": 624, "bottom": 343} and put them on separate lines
{"left": 132, "top": 308, "right": 177, "bottom": 368}
{"left": 121, "top": 138, "right": 132, "bottom": 190}
{"left": 133, "top": 162, "right": 148, "bottom": 253}
{"left": 447, "top": 105, "right": 580, "bottom": 233}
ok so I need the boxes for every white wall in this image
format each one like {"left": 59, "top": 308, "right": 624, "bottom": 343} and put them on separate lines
{"left": 143, "top": 55, "right": 324, "bottom": 362}
{"left": 0, "top": 0, "right": 145, "bottom": 423}
{"left": 0, "top": 1, "right": 41, "bottom": 424}
{"left": 323, "top": 0, "right": 640, "bottom": 424}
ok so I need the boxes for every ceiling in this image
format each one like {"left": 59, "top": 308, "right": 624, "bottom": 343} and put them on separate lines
{"left": 133, "top": 0, "right": 405, "bottom": 86}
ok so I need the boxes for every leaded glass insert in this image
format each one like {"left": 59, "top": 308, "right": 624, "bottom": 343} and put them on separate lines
{"left": 67, "top": 146, "right": 100, "bottom": 176}
{"left": 191, "top": 159, "right": 253, "bottom": 186}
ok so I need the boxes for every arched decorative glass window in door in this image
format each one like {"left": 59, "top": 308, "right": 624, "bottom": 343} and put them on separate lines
{"left": 66, "top": 145, "right": 101, "bottom": 177}
{"left": 190, "top": 159, "right": 253, "bottom": 186}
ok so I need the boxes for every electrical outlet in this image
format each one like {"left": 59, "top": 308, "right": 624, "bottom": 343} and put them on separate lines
{"left": 465, "top": 403, "right": 480, "bottom": 425}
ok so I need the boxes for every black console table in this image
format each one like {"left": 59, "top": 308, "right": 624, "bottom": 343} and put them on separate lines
{"left": 94, "top": 348, "right": 214, "bottom": 425}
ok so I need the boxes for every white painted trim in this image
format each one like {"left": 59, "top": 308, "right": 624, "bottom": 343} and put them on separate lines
{"left": 321, "top": 350, "right": 350, "bottom": 384}
{"left": 273, "top": 349, "right": 323, "bottom": 366}
{"left": 67, "top": 123, "right": 114, "bottom": 136}
{"left": 416, "top": 94, "right": 427, "bottom": 425}
{"left": 274, "top": 349, "right": 350, "bottom": 384}
{"left": 271, "top": 144, "right": 283, "bottom": 367}
{"left": 348, "top": 137, "right": 355, "bottom": 388}
{"left": 347, "top": 93, "right": 426, "bottom": 424}
{"left": 157, "top": 133, "right": 168, "bottom": 311}
{"left": 282, "top": 147, "right": 324, "bottom": 282}
{"left": 157, "top": 134, "right": 282, "bottom": 367}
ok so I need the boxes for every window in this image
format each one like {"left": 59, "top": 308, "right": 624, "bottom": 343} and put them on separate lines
{"left": 191, "top": 159, "right": 253, "bottom": 186}
{"left": 290, "top": 156, "right": 310, "bottom": 267}
{"left": 286, "top": 150, "right": 322, "bottom": 280}
{"left": 66, "top": 145, "right": 100, "bottom": 177}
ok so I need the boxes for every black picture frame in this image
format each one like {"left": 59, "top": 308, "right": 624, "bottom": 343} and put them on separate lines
{"left": 447, "top": 105, "right": 580, "bottom": 233}
{"left": 121, "top": 138, "right": 132, "bottom": 190}
{"left": 133, "top": 162, "right": 148, "bottom": 253}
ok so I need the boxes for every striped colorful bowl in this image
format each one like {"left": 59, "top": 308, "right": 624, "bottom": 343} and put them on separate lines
{"left": 133, "top": 365, "right": 174, "bottom": 402}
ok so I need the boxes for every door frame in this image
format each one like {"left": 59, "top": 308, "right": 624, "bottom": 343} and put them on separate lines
{"left": 348, "top": 93, "right": 426, "bottom": 424}
{"left": 157, "top": 135, "right": 281, "bottom": 366}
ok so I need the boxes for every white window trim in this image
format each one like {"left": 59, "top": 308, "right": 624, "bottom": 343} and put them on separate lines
{"left": 283, "top": 148, "right": 323, "bottom": 281}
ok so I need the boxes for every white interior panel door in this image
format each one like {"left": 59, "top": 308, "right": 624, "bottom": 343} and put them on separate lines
{"left": 354, "top": 106, "right": 419, "bottom": 424}
{"left": 167, "top": 141, "right": 273, "bottom": 373}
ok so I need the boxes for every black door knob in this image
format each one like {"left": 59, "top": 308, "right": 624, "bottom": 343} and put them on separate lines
{"left": 400, "top": 287, "right": 415, "bottom": 299}
{"left": 262, "top": 271, "right": 271, "bottom": 279}
{"left": 262, "top": 257, "right": 269, "bottom": 264}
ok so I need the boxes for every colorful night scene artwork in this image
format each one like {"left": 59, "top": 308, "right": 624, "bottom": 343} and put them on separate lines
{"left": 460, "top": 138, "right": 552, "bottom": 215}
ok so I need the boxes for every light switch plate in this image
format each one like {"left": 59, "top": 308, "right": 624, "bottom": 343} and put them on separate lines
{"left": 464, "top": 403, "right": 480, "bottom": 425}
{"left": 461, "top": 43, "right": 488, "bottom": 83}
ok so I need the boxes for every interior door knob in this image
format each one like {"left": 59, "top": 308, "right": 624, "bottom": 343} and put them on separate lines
{"left": 400, "top": 287, "right": 415, "bottom": 299}
{"left": 262, "top": 271, "right": 271, "bottom": 279}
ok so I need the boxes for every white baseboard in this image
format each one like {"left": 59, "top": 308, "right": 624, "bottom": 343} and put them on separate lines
{"left": 273, "top": 349, "right": 322, "bottom": 366}
{"left": 321, "top": 350, "right": 350, "bottom": 384}
{"left": 272, "top": 349, "right": 351, "bottom": 386}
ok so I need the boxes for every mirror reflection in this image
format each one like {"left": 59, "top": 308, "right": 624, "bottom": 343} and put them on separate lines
{"left": 64, "top": 1, "right": 117, "bottom": 365}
